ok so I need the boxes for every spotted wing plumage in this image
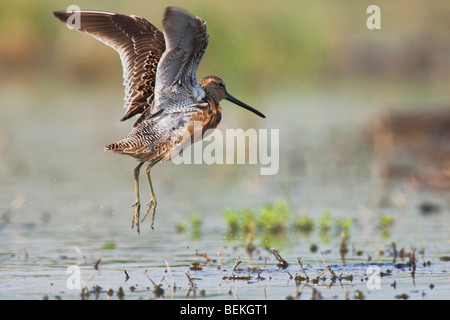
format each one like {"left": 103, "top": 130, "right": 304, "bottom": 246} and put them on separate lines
{"left": 53, "top": 10, "right": 165, "bottom": 123}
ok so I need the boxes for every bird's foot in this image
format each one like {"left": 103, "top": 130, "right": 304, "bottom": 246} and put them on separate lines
{"left": 132, "top": 201, "right": 141, "bottom": 233}
{"left": 141, "top": 199, "right": 157, "bottom": 230}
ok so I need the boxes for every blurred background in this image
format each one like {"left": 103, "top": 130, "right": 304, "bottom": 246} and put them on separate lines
{"left": 0, "top": 0, "right": 449, "bottom": 244}
{"left": 0, "top": 0, "right": 449, "bottom": 300}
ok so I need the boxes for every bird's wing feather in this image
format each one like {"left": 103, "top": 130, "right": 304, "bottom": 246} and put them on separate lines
{"left": 53, "top": 10, "right": 166, "bottom": 122}
{"left": 153, "top": 7, "right": 209, "bottom": 112}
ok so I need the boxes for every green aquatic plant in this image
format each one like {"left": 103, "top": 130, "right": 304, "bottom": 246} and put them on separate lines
{"left": 102, "top": 241, "right": 116, "bottom": 250}
{"left": 175, "top": 221, "right": 187, "bottom": 234}
{"left": 223, "top": 207, "right": 256, "bottom": 235}
{"left": 190, "top": 213, "right": 202, "bottom": 234}
{"left": 223, "top": 202, "right": 290, "bottom": 249}
{"left": 379, "top": 214, "right": 394, "bottom": 230}
{"left": 257, "top": 201, "right": 289, "bottom": 234}
{"left": 175, "top": 213, "right": 203, "bottom": 235}
{"left": 294, "top": 215, "right": 315, "bottom": 233}
{"left": 224, "top": 209, "right": 240, "bottom": 235}
{"left": 379, "top": 213, "right": 394, "bottom": 238}
{"left": 336, "top": 217, "right": 353, "bottom": 235}
{"left": 319, "top": 210, "right": 332, "bottom": 233}
{"left": 224, "top": 202, "right": 290, "bottom": 236}
{"left": 242, "top": 209, "right": 257, "bottom": 235}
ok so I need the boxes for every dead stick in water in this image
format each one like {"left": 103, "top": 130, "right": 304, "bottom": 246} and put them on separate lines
{"left": 232, "top": 256, "right": 242, "bottom": 272}
{"left": 165, "top": 259, "right": 175, "bottom": 288}
{"left": 297, "top": 256, "right": 309, "bottom": 279}
{"left": 217, "top": 247, "right": 222, "bottom": 271}
{"left": 316, "top": 267, "right": 331, "bottom": 279}
{"left": 263, "top": 257, "right": 272, "bottom": 280}
{"left": 319, "top": 251, "right": 335, "bottom": 277}
{"left": 271, "top": 249, "right": 288, "bottom": 269}
{"left": 185, "top": 271, "right": 196, "bottom": 288}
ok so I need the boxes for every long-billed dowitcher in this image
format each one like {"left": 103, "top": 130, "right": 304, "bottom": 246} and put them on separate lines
{"left": 53, "top": 7, "right": 265, "bottom": 232}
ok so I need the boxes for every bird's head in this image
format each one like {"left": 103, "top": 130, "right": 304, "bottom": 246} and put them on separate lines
{"left": 200, "top": 76, "right": 265, "bottom": 118}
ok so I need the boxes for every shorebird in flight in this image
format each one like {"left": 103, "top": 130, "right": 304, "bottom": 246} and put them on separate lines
{"left": 53, "top": 7, "right": 265, "bottom": 232}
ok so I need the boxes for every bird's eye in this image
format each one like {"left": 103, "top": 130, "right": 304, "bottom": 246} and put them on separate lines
{"left": 218, "top": 82, "right": 224, "bottom": 88}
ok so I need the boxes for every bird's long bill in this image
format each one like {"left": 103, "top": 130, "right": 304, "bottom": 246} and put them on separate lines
{"left": 225, "top": 92, "right": 265, "bottom": 118}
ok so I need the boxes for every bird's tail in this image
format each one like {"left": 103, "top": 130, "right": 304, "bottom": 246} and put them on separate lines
{"left": 104, "top": 142, "right": 122, "bottom": 152}
{"left": 104, "top": 133, "right": 147, "bottom": 153}
{"left": 104, "top": 138, "right": 134, "bottom": 153}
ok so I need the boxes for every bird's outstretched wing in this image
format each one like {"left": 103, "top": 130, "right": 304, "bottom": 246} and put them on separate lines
{"left": 53, "top": 10, "right": 166, "bottom": 122}
{"left": 153, "top": 7, "right": 209, "bottom": 112}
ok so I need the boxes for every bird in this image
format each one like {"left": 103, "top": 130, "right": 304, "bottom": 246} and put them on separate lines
{"left": 53, "top": 7, "right": 265, "bottom": 232}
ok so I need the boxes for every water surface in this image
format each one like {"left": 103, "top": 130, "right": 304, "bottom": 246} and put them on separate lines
{"left": 0, "top": 83, "right": 449, "bottom": 300}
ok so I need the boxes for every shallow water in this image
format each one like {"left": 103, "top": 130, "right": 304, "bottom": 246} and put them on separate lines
{"left": 1, "top": 217, "right": 449, "bottom": 300}
{"left": 0, "top": 83, "right": 449, "bottom": 300}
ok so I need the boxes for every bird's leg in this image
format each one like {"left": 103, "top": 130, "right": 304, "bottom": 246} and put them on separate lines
{"left": 132, "top": 162, "right": 144, "bottom": 233}
{"left": 141, "top": 164, "right": 157, "bottom": 229}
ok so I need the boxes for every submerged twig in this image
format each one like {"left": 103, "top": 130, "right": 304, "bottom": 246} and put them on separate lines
{"left": 144, "top": 270, "right": 165, "bottom": 298}
{"left": 80, "top": 272, "right": 95, "bottom": 300}
{"left": 198, "top": 251, "right": 211, "bottom": 264}
{"left": 144, "top": 270, "right": 156, "bottom": 286}
{"left": 232, "top": 256, "right": 242, "bottom": 272}
{"left": 410, "top": 247, "right": 417, "bottom": 284}
{"left": 94, "top": 258, "right": 101, "bottom": 271}
{"left": 318, "top": 251, "right": 335, "bottom": 277}
{"left": 221, "top": 256, "right": 253, "bottom": 281}
{"left": 165, "top": 259, "right": 175, "bottom": 289}
{"left": 185, "top": 271, "right": 196, "bottom": 288}
{"left": 297, "top": 256, "right": 309, "bottom": 279}
{"left": 217, "top": 247, "right": 222, "bottom": 271}
{"left": 271, "top": 249, "right": 288, "bottom": 269}
{"left": 190, "top": 249, "right": 211, "bottom": 270}
{"left": 340, "top": 233, "right": 348, "bottom": 263}
{"left": 73, "top": 246, "right": 86, "bottom": 266}
{"left": 222, "top": 273, "right": 251, "bottom": 281}
{"left": 190, "top": 249, "right": 203, "bottom": 270}
{"left": 263, "top": 256, "right": 272, "bottom": 280}
{"left": 257, "top": 270, "right": 265, "bottom": 280}
{"left": 316, "top": 267, "right": 332, "bottom": 279}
